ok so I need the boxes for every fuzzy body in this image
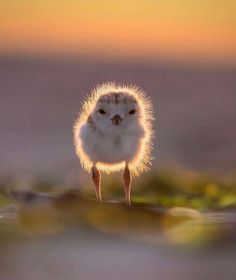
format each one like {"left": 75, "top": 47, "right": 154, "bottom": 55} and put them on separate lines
{"left": 79, "top": 121, "right": 145, "bottom": 164}
{"left": 74, "top": 83, "right": 154, "bottom": 175}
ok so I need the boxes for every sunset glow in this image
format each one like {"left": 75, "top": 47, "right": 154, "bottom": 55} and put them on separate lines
{"left": 1, "top": 0, "right": 236, "bottom": 65}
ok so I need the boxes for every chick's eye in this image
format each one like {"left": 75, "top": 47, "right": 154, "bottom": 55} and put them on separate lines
{"left": 98, "top": 109, "right": 106, "bottom": 115}
{"left": 129, "top": 109, "right": 136, "bottom": 115}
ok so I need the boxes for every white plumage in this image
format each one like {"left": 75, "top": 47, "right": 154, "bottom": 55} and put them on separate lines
{"left": 73, "top": 83, "right": 154, "bottom": 205}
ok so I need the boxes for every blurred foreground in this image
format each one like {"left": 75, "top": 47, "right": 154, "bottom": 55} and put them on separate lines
{"left": 0, "top": 168, "right": 236, "bottom": 280}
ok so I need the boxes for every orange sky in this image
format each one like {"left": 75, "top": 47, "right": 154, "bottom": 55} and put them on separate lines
{"left": 1, "top": 0, "right": 236, "bottom": 65}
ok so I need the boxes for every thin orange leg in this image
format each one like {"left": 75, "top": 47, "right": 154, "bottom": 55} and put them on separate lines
{"left": 92, "top": 165, "right": 102, "bottom": 202}
{"left": 123, "top": 163, "right": 132, "bottom": 206}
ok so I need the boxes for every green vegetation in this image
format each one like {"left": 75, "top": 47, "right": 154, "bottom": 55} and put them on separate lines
{"left": 84, "top": 168, "right": 236, "bottom": 211}
{"left": 0, "top": 167, "right": 235, "bottom": 247}
{"left": 1, "top": 167, "right": 236, "bottom": 211}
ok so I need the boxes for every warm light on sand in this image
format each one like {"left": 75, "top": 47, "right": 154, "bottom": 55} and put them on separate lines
{"left": 73, "top": 83, "right": 154, "bottom": 176}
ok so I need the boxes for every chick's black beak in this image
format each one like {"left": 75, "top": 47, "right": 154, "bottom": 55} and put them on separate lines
{"left": 111, "top": 114, "right": 123, "bottom": 125}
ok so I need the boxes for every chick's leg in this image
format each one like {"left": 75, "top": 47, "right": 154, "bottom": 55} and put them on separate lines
{"left": 123, "top": 163, "right": 131, "bottom": 206}
{"left": 92, "top": 165, "right": 102, "bottom": 202}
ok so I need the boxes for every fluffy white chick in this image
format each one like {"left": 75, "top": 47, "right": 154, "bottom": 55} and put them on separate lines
{"left": 73, "top": 83, "right": 154, "bottom": 205}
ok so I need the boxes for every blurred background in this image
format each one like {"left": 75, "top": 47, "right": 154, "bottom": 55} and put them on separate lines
{"left": 1, "top": 0, "right": 236, "bottom": 180}
{"left": 1, "top": 1, "right": 236, "bottom": 280}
